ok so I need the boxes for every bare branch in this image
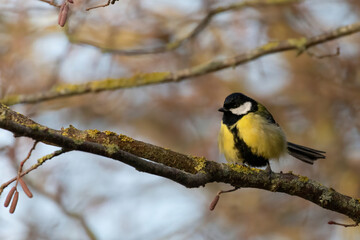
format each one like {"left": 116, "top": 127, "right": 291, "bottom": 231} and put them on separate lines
{"left": 2, "top": 22, "right": 360, "bottom": 106}
{"left": 86, "top": 0, "right": 111, "bottom": 11}
{"left": 1, "top": 104, "right": 360, "bottom": 223}
{"left": 76, "top": 0, "right": 300, "bottom": 54}
{"left": 39, "top": 0, "right": 61, "bottom": 8}
{"left": 307, "top": 47, "right": 340, "bottom": 59}
{"left": 0, "top": 149, "right": 68, "bottom": 195}
{"left": 16, "top": 141, "right": 39, "bottom": 184}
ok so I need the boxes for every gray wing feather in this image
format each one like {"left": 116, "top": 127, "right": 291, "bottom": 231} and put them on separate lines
{"left": 287, "top": 142, "right": 325, "bottom": 164}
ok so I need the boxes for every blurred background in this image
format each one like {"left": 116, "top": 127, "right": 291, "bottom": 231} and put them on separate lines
{"left": 0, "top": 0, "right": 360, "bottom": 239}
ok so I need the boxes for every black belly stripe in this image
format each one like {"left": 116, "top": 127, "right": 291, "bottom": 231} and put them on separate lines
{"left": 230, "top": 126, "right": 268, "bottom": 167}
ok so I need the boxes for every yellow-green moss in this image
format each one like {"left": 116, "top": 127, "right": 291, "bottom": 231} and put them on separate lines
{"left": 192, "top": 156, "right": 206, "bottom": 173}
{"left": 261, "top": 41, "right": 280, "bottom": 51}
{"left": 118, "top": 134, "right": 134, "bottom": 142}
{"left": 61, "top": 125, "right": 76, "bottom": 137}
{"left": 62, "top": 128, "right": 70, "bottom": 136}
{"left": 29, "top": 124, "right": 40, "bottom": 130}
{"left": 90, "top": 79, "right": 118, "bottom": 90}
{"left": 134, "top": 72, "right": 171, "bottom": 84}
{"left": 105, "top": 144, "right": 120, "bottom": 155}
{"left": 73, "top": 139, "right": 84, "bottom": 145}
{"left": 265, "top": 0, "right": 299, "bottom": 3}
{"left": 52, "top": 83, "right": 85, "bottom": 94}
{"left": 37, "top": 153, "right": 53, "bottom": 164}
{"left": 270, "top": 178, "right": 281, "bottom": 192}
{"left": 1, "top": 95, "right": 20, "bottom": 106}
{"left": 90, "top": 72, "right": 171, "bottom": 90}
{"left": 166, "top": 40, "right": 181, "bottom": 50}
{"left": 288, "top": 37, "right": 307, "bottom": 55}
{"left": 86, "top": 129, "right": 100, "bottom": 138}
{"left": 104, "top": 130, "right": 116, "bottom": 136}
{"left": 0, "top": 104, "right": 10, "bottom": 111}
{"left": 298, "top": 176, "right": 309, "bottom": 183}
{"left": 229, "top": 164, "right": 260, "bottom": 174}
{"left": 348, "top": 198, "right": 359, "bottom": 207}
{"left": 319, "top": 191, "right": 333, "bottom": 206}
{"left": 0, "top": 110, "right": 6, "bottom": 120}
{"left": 194, "top": 156, "right": 206, "bottom": 173}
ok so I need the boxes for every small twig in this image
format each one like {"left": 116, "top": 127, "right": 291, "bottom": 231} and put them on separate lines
{"left": 209, "top": 187, "right": 240, "bottom": 211}
{"left": 86, "top": 0, "right": 111, "bottom": 11}
{"left": 38, "top": 0, "right": 61, "bottom": 8}
{"left": 15, "top": 141, "right": 38, "bottom": 187}
{"left": 79, "top": 0, "right": 300, "bottom": 54}
{"left": 328, "top": 220, "right": 359, "bottom": 228}
{"left": 12, "top": 141, "right": 39, "bottom": 200}
{"left": 307, "top": 47, "right": 340, "bottom": 59}
{"left": 0, "top": 149, "right": 68, "bottom": 197}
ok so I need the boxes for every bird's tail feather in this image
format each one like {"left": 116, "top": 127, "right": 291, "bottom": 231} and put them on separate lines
{"left": 287, "top": 142, "right": 325, "bottom": 165}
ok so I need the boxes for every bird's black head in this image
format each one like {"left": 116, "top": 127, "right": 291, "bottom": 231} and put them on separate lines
{"left": 218, "top": 93, "right": 258, "bottom": 126}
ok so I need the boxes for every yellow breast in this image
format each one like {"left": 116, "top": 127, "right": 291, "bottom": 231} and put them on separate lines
{"left": 218, "top": 122, "right": 239, "bottom": 163}
{"left": 218, "top": 113, "right": 287, "bottom": 163}
{"left": 236, "top": 113, "right": 287, "bottom": 159}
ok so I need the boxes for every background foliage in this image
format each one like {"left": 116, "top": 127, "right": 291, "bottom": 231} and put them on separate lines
{"left": 1, "top": 0, "right": 360, "bottom": 239}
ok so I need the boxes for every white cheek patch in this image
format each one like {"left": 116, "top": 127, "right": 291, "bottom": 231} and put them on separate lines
{"left": 230, "top": 101, "right": 252, "bottom": 115}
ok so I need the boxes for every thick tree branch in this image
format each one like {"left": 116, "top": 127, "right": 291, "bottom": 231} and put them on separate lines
{"left": 2, "top": 22, "right": 360, "bottom": 106}
{"left": 72, "top": 0, "right": 300, "bottom": 54}
{"left": 1, "top": 104, "right": 360, "bottom": 223}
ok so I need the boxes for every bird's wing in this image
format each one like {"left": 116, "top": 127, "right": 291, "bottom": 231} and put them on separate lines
{"left": 257, "top": 103, "right": 278, "bottom": 125}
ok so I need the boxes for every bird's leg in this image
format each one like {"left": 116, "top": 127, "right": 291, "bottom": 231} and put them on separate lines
{"left": 265, "top": 160, "right": 273, "bottom": 179}
{"left": 265, "top": 160, "right": 271, "bottom": 172}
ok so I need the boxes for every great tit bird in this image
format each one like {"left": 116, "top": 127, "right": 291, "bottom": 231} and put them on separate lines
{"left": 218, "top": 93, "right": 325, "bottom": 169}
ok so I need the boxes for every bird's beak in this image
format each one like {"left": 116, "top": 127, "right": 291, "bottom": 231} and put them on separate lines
{"left": 218, "top": 107, "right": 228, "bottom": 112}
